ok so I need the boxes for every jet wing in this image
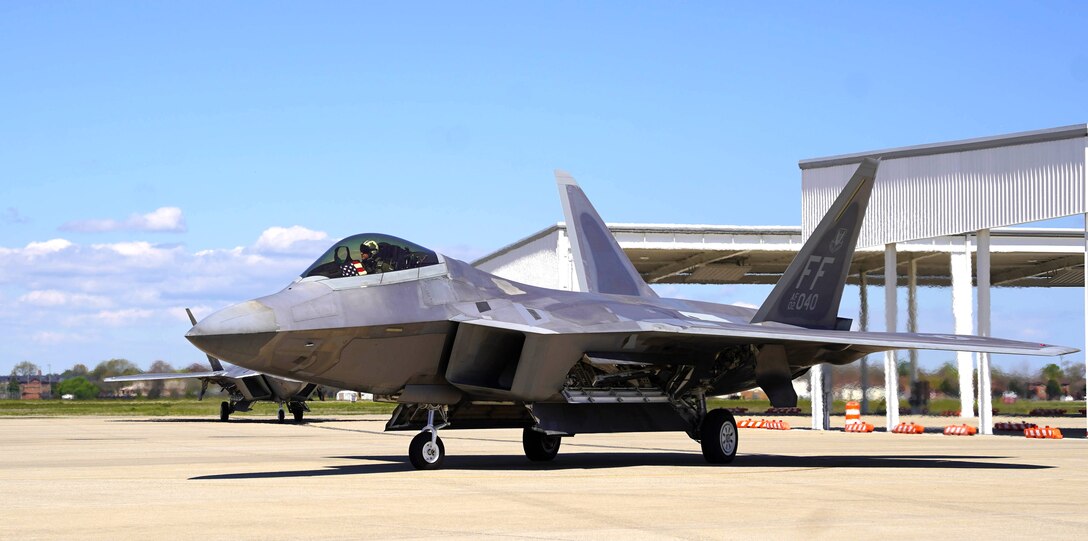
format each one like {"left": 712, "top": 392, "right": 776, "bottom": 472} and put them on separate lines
{"left": 104, "top": 371, "right": 232, "bottom": 382}
{"left": 458, "top": 317, "right": 1077, "bottom": 357}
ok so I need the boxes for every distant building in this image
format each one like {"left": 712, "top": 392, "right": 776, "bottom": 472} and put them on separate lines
{"left": 0, "top": 375, "right": 56, "bottom": 400}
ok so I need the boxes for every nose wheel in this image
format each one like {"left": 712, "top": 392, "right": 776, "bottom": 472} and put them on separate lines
{"left": 408, "top": 406, "right": 448, "bottom": 470}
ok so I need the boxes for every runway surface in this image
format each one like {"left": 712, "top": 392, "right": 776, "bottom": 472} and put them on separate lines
{"left": 3, "top": 415, "right": 1086, "bottom": 540}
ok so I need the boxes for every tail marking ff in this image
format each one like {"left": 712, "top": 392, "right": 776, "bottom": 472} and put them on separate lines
{"left": 751, "top": 158, "right": 880, "bottom": 329}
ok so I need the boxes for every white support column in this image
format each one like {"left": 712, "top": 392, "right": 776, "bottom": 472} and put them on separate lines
{"left": 859, "top": 271, "right": 870, "bottom": 414}
{"left": 951, "top": 237, "right": 976, "bottom": 418}
{"left": 810, "top": 364, "right": 829, "bottom": 430}
{"left": 907, "top": 258, "right": 919, "bottom": 413}
{"left": 884, "top": 244, "right": 900, "bottom": 430}
{"left": 977, "top": 230, "right": 992, "bottom": 435}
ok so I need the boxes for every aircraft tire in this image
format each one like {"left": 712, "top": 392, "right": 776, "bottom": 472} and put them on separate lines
{"left": 277, "top": 409, "right": 285, "bottom": 423}
{"left": 220, "top": 401, "right": 230, "bottom": 422}
{"left": 293, "top": 409, "right": 304, "bottom": 423}
{"left": 700, "top": 409, "right": 738, "bottom": 464}
{"left": 522, "top": 428, "right": 561, "bottom": 461}
{"left": 409, "top": 431, "right": 445, "bottom": 470}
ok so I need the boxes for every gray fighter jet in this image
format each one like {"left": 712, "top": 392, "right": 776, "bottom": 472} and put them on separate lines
{"left": 106, "top": 310, "right": 322, "bottom": 423}
{"left": 185, "top": 160, "right": 1076, "bottom": 469}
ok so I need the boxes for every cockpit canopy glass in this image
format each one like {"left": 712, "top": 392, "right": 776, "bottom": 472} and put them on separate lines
{"left": 301, "top": 233, "right": 440, "bottom": 279}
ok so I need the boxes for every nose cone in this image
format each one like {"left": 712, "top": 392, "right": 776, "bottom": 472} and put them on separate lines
{"left": 186, "top": 300, "right": 277, "bottom": 366}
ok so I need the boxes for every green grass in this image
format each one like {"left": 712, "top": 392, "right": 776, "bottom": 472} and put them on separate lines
{"left": 0, "top": 398, "right": 396, "bottom": 417}
{"left": 0, "top": 398, "right": 1081, "bottom": 417}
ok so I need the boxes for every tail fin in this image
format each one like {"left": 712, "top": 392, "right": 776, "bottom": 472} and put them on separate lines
{"left": 556, "top": 170, "right": 658, "bottom": 298}
{"left": 187, "top": 308, "right": 224, "bottom": 371}
{"left": 751, "top": 158, "right": 879, "bottom": 329}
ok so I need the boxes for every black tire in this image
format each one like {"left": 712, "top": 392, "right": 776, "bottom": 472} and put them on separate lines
{"left": 522, "top": 428, "right": 561, "bottom": 461}
{"left": 700, "top": 409, "right": 739, "bottom": 464}
{"left": 219, "top": 401, "right": 230, "bottom": 422}
{"left": 277, "top": 409, "right": 285, "bottom": 423}
{"left": 293, "top": 408, "right": 304, "bottom": 423}
{"left": 409, "top": 431, "right": 445, "bottom": 470}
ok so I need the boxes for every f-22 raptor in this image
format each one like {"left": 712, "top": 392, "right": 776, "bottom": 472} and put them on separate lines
{"left": 186, "top": 159, "right": 1076, "bottom": 469}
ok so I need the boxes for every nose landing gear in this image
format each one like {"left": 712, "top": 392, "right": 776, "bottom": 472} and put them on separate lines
{"left": 408, "top": 406, "right": 448, "bottom": 470}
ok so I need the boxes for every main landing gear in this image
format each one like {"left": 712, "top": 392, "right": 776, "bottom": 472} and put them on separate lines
{"left": 522, "top": 428, "right": 562, "bottom": 461}
{"left": 220, "top": 401, "right": 231, "bottom": 422}
{"left": 288, "top": 402, "right": 305, "bottom": 423}
{"left": 408, "top": 406, "right": 448, "bottom": 470}
{"left": 699, "top": 408, "right": 738, "bottom": 464}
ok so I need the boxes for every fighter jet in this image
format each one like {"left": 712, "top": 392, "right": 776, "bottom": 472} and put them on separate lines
{"left": 106, "top": 309, "right": 322, "bottom": 423}
{"left": 185, "top": 159, "right": 1076, "bottom": 469}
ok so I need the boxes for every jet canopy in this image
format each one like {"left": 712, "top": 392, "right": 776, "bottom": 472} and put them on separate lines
{"left": 301, "top": 233, "right": 440, "bottom": 279}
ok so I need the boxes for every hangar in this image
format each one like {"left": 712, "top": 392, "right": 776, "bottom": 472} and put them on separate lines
{"left": 474, "top": 124, "right": 1088, "bottom": 434}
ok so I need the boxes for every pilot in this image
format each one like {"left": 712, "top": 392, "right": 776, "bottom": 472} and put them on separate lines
{"left": 358, "top": 243, "right": 377, "bottom": 274}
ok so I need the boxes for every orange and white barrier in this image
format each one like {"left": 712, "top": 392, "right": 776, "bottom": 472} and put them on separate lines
{"left": 737, "top": 419, "right": 764, "bottom": 429}
{"left": 994, "top": 422, "right": 1036, "bottom": 431}
{"left": 844, "top": 422, "right": 875, "bottom": 433}
{"left": 764, "top": 419, "right": 791, "bottom": 430}
{"left": 1024, "top": 426, "right": 1063, "bottom": 439}
{"left": 737, "top": 418, "right": 791, "bottom": 430}
{"left": 943, "top": 424, "right": 977, "bottom": 436}
{"left": 891, "top": 422, "right": 925, "bottom": 434}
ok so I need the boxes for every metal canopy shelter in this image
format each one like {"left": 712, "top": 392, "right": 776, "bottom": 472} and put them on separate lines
{"left": 475, "top": 223, "right": 1085, "bottom": 289}
{"left": 800, "top": 124, "right": 1087, "bottom": 434}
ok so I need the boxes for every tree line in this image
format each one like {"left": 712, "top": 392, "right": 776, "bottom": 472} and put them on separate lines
{"left": 6, "top": 359, "right": 211, "bottom": 399}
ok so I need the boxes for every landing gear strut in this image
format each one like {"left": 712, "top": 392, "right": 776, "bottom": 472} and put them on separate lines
{"left": 408, "top": 407, "right": 447, "bottom": 470}
{"left": 522, "top": 428, "right": 562, "bottom": 461}
{"left": 699, "top": 408, "right": 738, "bottom": 464}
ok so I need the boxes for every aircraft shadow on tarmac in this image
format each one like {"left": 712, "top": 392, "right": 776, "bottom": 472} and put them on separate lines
{"left": 113, "top": 418, "right": 358, "bottom": 425}
{"left": 189, "top": 452, "right": 1051, "bottom": 480}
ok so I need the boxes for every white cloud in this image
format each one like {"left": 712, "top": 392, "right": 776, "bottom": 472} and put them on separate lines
{"left": 32, "top": 331, "right": 92, "bottom": 344}
{"left": 253, "top": 225, "right": 328, "bottom": 254}
{"left": 24, "top": 238, "right": 73, "bottom": 256}
{"left": 0, "top": 227, "right": 328, "bottom": 370}
{"left": 19, "top": 290, "right": 112, "bottom": 308}
{"left": 60, "top": 207, "right": 187, "bottom": 233}
{"left": 66, "top": 308, "right": 159, "bottom": 326}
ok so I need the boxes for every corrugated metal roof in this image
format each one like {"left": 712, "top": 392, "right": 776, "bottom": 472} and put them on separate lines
{"left": 801, "top": 125, "right": 1087, "bottom": 247}
{"left": 799, "top": 124, "right": 1088, "bottom": 169}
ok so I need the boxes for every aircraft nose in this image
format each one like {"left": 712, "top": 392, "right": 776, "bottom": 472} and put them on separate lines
{"left": 186, "top": 300, "right": 277, "bottom": 366}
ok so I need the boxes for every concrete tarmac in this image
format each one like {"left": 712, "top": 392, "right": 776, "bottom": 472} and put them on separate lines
{"left": 2, "top": 415, "right": 1086, "bottom": 540}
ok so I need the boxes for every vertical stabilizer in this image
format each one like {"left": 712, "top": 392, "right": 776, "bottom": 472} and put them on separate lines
{"left": 750, "top": 158, "right": 880, "bottom": 329}
{"left": 556, "top": 171, "right": 658, "bottom": 298}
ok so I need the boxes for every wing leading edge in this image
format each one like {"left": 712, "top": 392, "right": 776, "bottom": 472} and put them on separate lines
{"left": 457, "top": 317, "right": 1077, "bottom": 357}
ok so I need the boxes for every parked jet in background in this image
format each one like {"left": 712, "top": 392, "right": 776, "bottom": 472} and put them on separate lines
{"left": 185, "top": 160, "right": 1076, "bottom": 468}
{"left": 106, "top": 310, "right": 322, "bottom": 423}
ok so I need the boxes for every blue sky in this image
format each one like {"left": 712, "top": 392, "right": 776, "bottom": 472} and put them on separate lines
{"left": 1, "top": 2, "right": 1085, "bottom": 375}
